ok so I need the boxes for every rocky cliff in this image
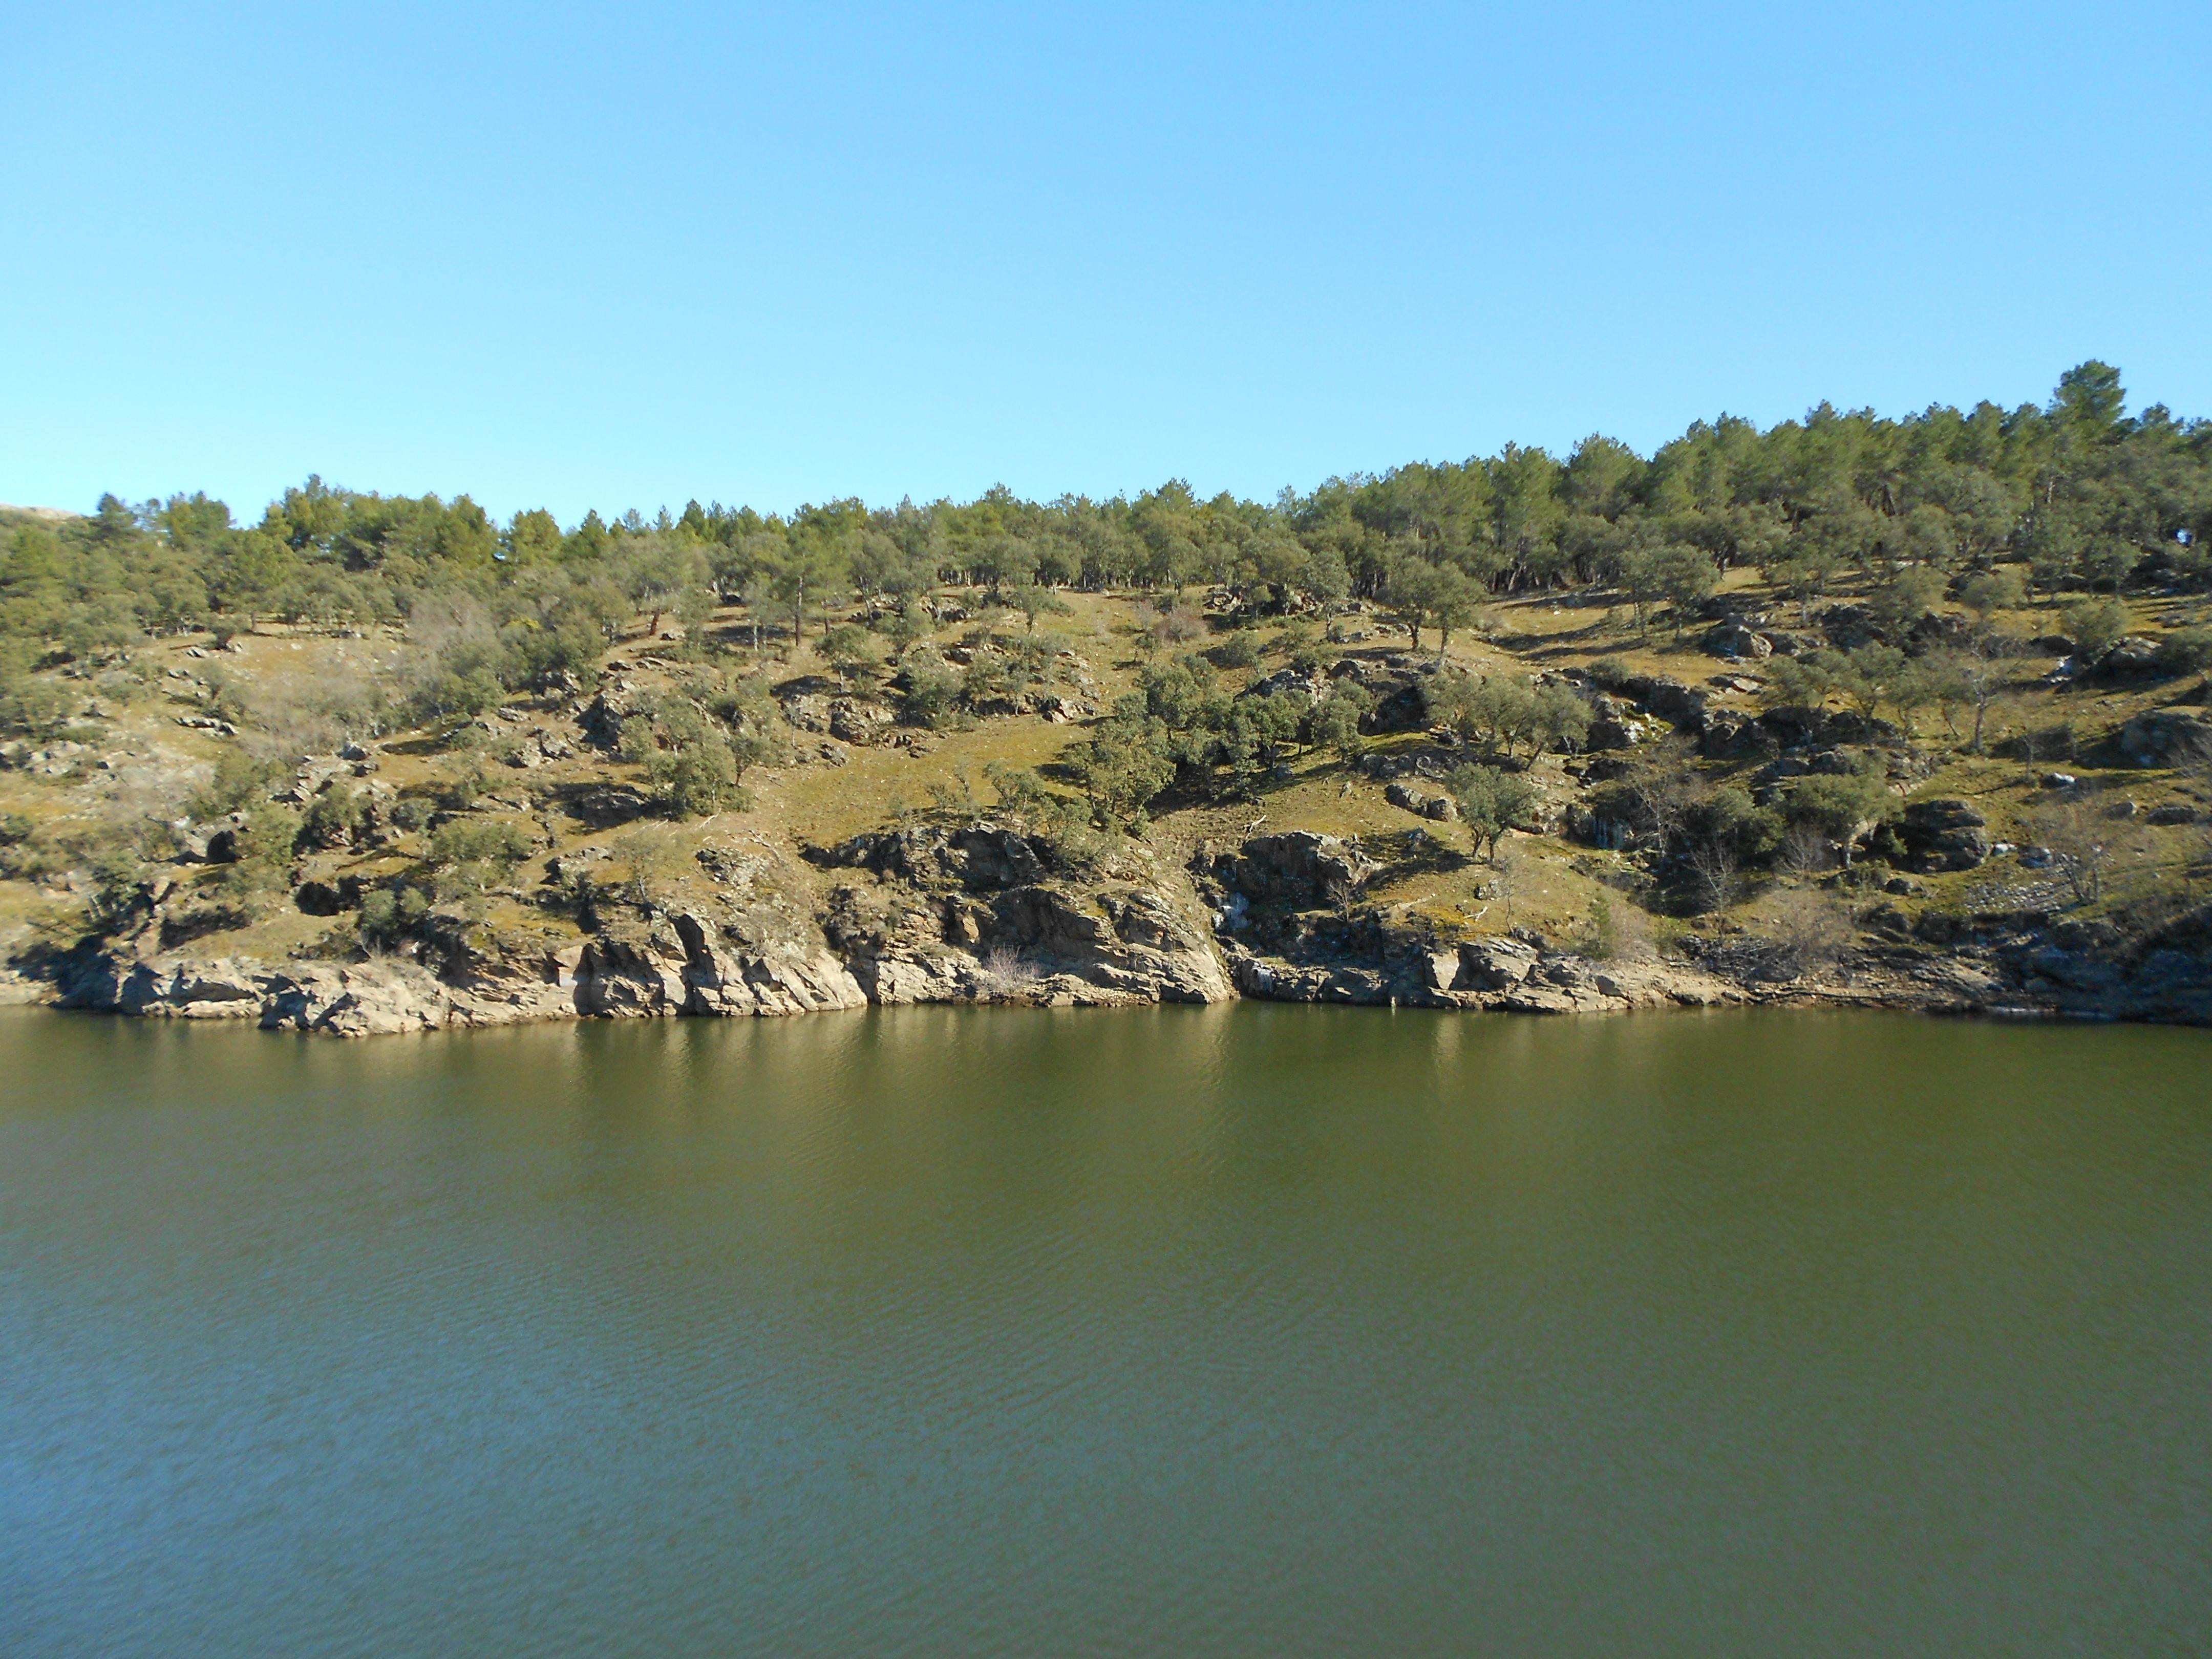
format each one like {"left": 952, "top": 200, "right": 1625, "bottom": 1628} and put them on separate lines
{"left": 28, "top": 818, "right": 2212, "bottom": 1035}
{"left": 46, "top": 817, "right": 1232, "bottom": 1033}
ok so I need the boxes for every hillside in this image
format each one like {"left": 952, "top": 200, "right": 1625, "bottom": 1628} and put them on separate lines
{"left": 4, "top": 372, "right": 2209, "bottom": 1031}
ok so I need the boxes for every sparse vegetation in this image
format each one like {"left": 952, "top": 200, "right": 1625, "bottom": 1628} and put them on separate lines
{"left": 4, "top": 361, "right": 2209, "bottom": 1027}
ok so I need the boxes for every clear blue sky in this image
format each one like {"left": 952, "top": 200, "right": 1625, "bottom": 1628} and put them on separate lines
{"left": 4, "top": 2, "right": 2207, "bottom": 524}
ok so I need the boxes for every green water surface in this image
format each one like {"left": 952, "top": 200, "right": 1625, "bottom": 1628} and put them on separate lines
{"left": 2, "top": 1005, "right": 2207, "bottom": 1655}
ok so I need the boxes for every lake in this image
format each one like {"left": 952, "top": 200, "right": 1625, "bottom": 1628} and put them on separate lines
{"left": 2, "top": 1005, "right": 2207, "bottom": 1656}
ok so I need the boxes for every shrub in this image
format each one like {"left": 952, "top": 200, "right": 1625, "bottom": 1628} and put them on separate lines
{"left": 1578, "top": 895, "right": 1620, "bottom": 960}
{"left": 358, "top": 883, "right": 430, "bottom": 950}
{"left": 2156, "top": 627, "right": 2212, "bottom": 675}
{"left": 302, "top": 785, "right": 365, "bottom": 849}
{"left": 819, "top": 623, "right": 875, "bottom": 683}
{"left": 1212, "top": 630, "right": 1263, "bottom": 669}
{"left": 427, "top": 817, "right": 536, "bottom": 895}
{"left": 1783, "top": 770, "right": 1898, "bottom": 868}
{"left": 1958, "top": 568, "right": 2027, "bottom": 620}
{"left": 1447, "top": 764, "right": 1539, "bottom": 861}
{"left": 2061, "top": 597, "right": 2130, "bottom": 664}
{"left": 1302, "top": 687, "right": 1370, "bottom": 764}
{"left": 896, "top": 648, "right": 964, "bottom": 727}
{"left": 1754, "top": 888, "right": 1849, "bottom": 979}
{"left": 1074, "top": 710, "right": 1175, "bottom": 827}
{"left": 983, "top": 760, "right": 1051, "bottom": 819}
{"left": 224, "top": 805, "right": 303, "bottom": 896}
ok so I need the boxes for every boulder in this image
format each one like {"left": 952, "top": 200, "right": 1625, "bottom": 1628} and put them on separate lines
{"left": 294, "top": 879, "right": 349, "bottom": 916}
{"left": 781, "top": 693, "right": 834, "bottom": 734}
{"left": 260, "top": 962, "right": 456, "bottom": 1035}
{"left": 576, "top": 682, "right": 649, "bottom": 748}
{"left": 1757, "top": 629, "right": 1819, "bottom": 657}
{"left": 1816, "top": 603, "right": 1885, "bottom": 650}
{"left": 2101, "top": 635, "right": 2163, "bottom": 676}
{"left": 568, "top": 784, "right": 650, "bottom": 828}
{"left": 1906, "top": 612, "right": 1971, "bottom": 651}
{"left": 1614, "top": 674, "right": 1710, "bottom": 731}
{"left": 1384, "top": 780, "right": 1458, "bottom": 821}
{"left": 2120, "top": 708, "right": 2212, "bottom": 767}
{"left": 1194, "top": 832, "right": 1378, "bottom": 911}
{"left": 828, "top": 698, "right": 895, "bottom": 745}
{"left": 1244, "top": 667, "right": 1328, "bottom": 702}
{"left": 1900, "top": 798, "right": 1991, "bottom": 872}
{"left": 1702, "top": 620, "right": 1773, "bottom": 661}
{"left": 1455, "top": 935, "right": 1539, "bottom": 991}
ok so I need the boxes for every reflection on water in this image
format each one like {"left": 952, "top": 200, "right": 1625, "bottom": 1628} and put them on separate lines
{"left": 2, "top": 1006, "right": 2208, "bottom": 1656}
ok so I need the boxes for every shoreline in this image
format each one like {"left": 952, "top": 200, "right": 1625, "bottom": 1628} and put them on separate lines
{"left": 11, "top": 931, "right": 2206, "bottom": 1035}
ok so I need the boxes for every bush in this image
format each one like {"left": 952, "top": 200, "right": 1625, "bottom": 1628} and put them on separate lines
{"left": 1783, "top": 770, "right": 1898, "bottom": 867}
{"left": 621, "top": 697, "right": 743, "bottom": 818}
{"left": 1302, "top": 686, "right": 1370, "bottom": 764}
{"left": 1212, "top": 630, "right": 1263, "bottom": 669}
{"left": 427, "top": 817, "right": 536, "bottom": 895}
{"left": 1753, "top": 888, "right": 1849, "bottom": 979}
{"left": 983, "top": 760, "right": 1051, "bottom": 818}
{"left": 224, "top": 805, "right": 303, "bottom": 896}
{"left": 1587, "top": 655, "right": 1631, "bottom": 689}
{"left": 1578, "top": 895, "right": 1620, "bottom": 960}
{"left": 896, "top": 648, "right": 964, "bottom": 727}
{"left": 358, "top": 883, "right": 430, "bottom": 950}
{"left": 1447, "top": 763, "right": 1539, "bottom": 861}
{"left": 819, "top": 623, "right": 875, "bottom": 683}
{"left": 1074, "top": 710, "right": 1175, "bottom": 827}
{"left": 2156, "top": 627, "right": 2212, "bottom": 675}
{"left": 301, "top": 785, "right": 365, "bottom": 848}
{"left": 2061, "top": 597, "right": 2130, "bottom": 664}
{"left": 1958, "top": 568, "right": 2027, "bottom": 620}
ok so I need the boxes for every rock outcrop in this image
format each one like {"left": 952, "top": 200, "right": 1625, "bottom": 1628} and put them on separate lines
{"left": 809, "top": 823, "right": 1230, "bottom": 1006}
{"left": 1899, "top": 798, "right": 1991, "bottom": 872}
{"left": 38, "top": 805, "right": 2205, "bottom": 1036}
{"left": 1385, "top": 780, "right": 1458, "bottom": 821}
{"left": 1223, "top": 926, "right": 1737, "bottom": 1013}
{"left": 1192, "top": 831, "right": 1377, "bottom": 911}
{"left": 2120, "top": 707, "right": 2212, "bottom": 767}
{"left": 568, "top": 915, "right": 866, "bottom": 1018}
{"left": 1192, "top": 832, "right": 1736, "bottom": 1013}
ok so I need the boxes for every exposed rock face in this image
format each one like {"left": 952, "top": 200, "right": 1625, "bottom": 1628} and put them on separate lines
{"left": 828, "top": 698, "right": 895, "bottom": 745}
{"left": 2101, "top": 635, "right": 2164, "bottom": 676}
{"left": 263, "top": 962, "right": 478, "bottom": 1035}
{"left": 1703, "top": 619, "right": 1774, "bottom": 661}
{"left": 1192, "top": 832, "right": 1377, "bottom": 911}
{"left": 1223, "top": 928, "right": 1736, "bottom": 1013}
{"left": 58, "top": 922, "right": 866, "bottom": 1034}
{"left": 1384, "top": 780, "right": 1458, "bottom": 821}
{"left": 1900, "top": 798, "right": 1991, "bottom": 872}
{"left": 65, "top": 956, "right": 267, "bottom": 1018}
{"left": 809, "top": 823, "right": 1230, "bottom": 1006}
{"left": 567, "top": 783, "right": 651, "bottom": 829}
{"left": 59, "top": 953, "right": 543, "bottom": 1033}
{"left": 569, "top": 915, "right": 866, "bottom": 1018}
{"left": 2120, "top": 707, "right": 2212, "bottom": 767}
{"left": 1192, "top": 832, "right": 1737, "bottom": 1012}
